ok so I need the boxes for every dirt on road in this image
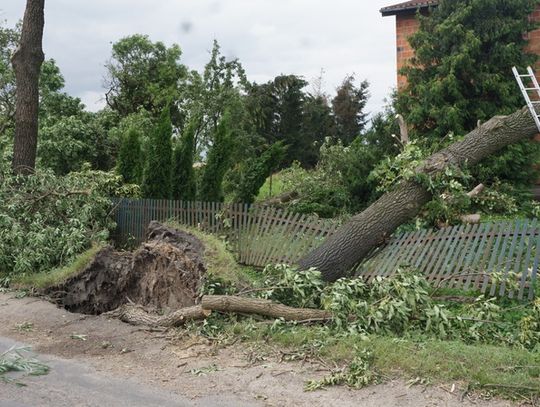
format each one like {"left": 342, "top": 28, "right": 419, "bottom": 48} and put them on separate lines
{"left": 0, "top": 291, "right": 518, "bottom": 407}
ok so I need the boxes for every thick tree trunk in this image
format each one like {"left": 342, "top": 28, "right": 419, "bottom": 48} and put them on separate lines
{"left": 11, "top": 0, "right": 45, "bottom": 175}
{"left": 299, "top": 107, "right": 540, "bottom": 282}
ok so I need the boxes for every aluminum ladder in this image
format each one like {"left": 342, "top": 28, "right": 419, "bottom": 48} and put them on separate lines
{"left": 512, "top": 66, "right": 540, "bottom": 132}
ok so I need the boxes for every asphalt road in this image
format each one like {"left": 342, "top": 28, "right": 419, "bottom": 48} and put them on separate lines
{"left": 0, "top": 336, "right": 252, "bottom": 407}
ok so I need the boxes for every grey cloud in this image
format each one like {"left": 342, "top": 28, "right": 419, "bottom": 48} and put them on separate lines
{"left": 2, "top": 0, "right": 397, "bottom": 114}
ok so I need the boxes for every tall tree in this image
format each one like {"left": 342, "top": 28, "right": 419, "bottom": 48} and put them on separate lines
{"left": 198, "top": 111, "right": 235, "bottom": 202}
{"left": 11, "top": 0, "right": 45, "bottom": 174}
{"left": 141, "top": 108, "right": 173, "bottom": 198}
{"left": 301, "top": 94, "right": 335, "bottom": 167}
{"left": 117, "top": 127, "right": 142, "bottom": 184}
{"left": 332, "top": 75, "right": 369, "bottom": 145}
{"left": 247, "top": 75, "right": 310, "bottom": 166}
{"left": 181, "top": 40, "right": 248, "bottom": 154}
{"left": 172, "top": 117, "right": 197, "bottom": 200}
{"left": 105, "top": 35, "right": 187, "bottom": 125}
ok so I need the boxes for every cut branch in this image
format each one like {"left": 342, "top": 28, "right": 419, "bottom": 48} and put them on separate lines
{"left": 201, "top": 295, "right": 332, "bottom": 321}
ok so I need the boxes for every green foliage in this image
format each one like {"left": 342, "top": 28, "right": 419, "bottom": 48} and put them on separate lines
{"left": 231, "top": 142, "right": 287, "bottom": 203}
{"left": 396, "top": 0, "right": 540, "bottom": 195}
{"left": 278, "top": 136, "right": 391, "bottom": 217}
{"left": 105, "top": 34, "right": 187, "bottom": 123}
{"left": 247, "top": 75, "right": 314, "bottom": 167}
{"left": 398, "top": 0, "right": 538, "bottom": 140}
{"left": 258, "top": 264, "right": 324, "bottom": 309}
{"left": 301, "top": 94, "right": 335, "bottom": 167}
{"left": 0, "top": 23, "right": 18, "bottom": 138}
{"left": 305, "top": 349, "right": 377, "bottom": 391}
{"left": 38, "top": 115, "right": 111, "bottom": 175}
{"left": 198, "top": 111, "right": 235, "bottom": 202}
{"left": 332, "top": 75, "right": 370, "bottom": 145}
{"left": 369, "top": 137, "right": 539, "bottom": 226}
{"left": 0, "top": 164, "right": 138, "bottom": 278}
{"left": 141, "top": 108, "right": 173, "bottom": 198}
{"left": 117, "top": 127, "right": 143, "bottom": 184}
{"left": 245, "top": 264, "right": 540, "bottom": 350}
{"left": 172, "top": 118, "right": 197, "bottom": 200}
{"left": 0, "top": 347, "right": 49, "bottom": 382}
{"left": 183, "top": 40, "right": 249, "bottom": 155}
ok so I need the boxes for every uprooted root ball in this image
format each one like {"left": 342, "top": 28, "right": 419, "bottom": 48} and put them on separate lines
{"left": 46, "top": 222, "right": 206, "bottom": 314}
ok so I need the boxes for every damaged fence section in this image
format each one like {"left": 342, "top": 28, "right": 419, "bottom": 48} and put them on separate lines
{"left": 110, "top": 198, "right": 539, "bottom": 300}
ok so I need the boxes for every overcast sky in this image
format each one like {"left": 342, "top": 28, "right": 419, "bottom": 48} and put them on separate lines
{"left": 1, "top": 0, "right": 398, "bottom": 117}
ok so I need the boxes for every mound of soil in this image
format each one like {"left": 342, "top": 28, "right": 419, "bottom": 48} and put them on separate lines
{"left": 47, "top": 222, "right": 206, "bottom": 314}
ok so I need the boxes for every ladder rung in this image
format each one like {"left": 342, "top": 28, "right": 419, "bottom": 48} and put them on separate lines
{"left": 524, "top": 87, "right": 539, "bottom": 91}
{"left": 520, "top": 74, "right": 534, "bottom": 78}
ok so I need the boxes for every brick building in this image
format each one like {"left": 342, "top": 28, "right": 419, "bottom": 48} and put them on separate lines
{"left": 381, "top": 0, "right": 540, "bottom": 198}
{"left": 380, "top": 0, "right": 540, "bottom": 89}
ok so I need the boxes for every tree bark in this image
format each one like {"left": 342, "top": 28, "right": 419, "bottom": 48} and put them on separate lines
{"left": 201, "top": 295, "right": 332, "bottom": 321}
{"left": 298, "top": 107, "right": 540, "bottom": 281}
{"left": 107, "top": 304, "right": 210, "bottom": 327}
{"left": 107, "top": 296, "right": 332, "bottom": 327}
{"left": 11, "top": 0, "right": 45, "bottom": 175}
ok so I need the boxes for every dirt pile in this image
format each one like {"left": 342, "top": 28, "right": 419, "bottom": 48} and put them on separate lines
{"left": 47, "top": 222, "right": 206, "bottom": 314}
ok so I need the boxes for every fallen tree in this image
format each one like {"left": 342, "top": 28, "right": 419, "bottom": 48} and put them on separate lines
{"left": 108, "top": 295, "right": 332, "bottom": 327}
{"left": 298, "top": 107, "right": 540, "bottom": 282}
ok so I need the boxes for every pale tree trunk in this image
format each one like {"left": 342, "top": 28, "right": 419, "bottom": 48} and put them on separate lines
{"left": 11, "top": 0, "right": 45, "bottom": 175}
{"left": 298, "top": 107, "right": 540, "bottom": 282}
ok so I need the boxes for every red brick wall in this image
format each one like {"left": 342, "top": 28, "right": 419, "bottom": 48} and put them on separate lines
{"left": 396, "top": 5, "right": 540, "bottom": 91}
{"left": 525, "top": 6, "right": 540, "bottom": 144}
{"left": 396, "top": 13, "right": 420, "bottom": 89}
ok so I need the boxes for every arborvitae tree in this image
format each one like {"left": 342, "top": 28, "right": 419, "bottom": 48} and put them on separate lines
{"left": 198, "top": 111, "right": 235, "bottom": 202}
{"left": 232, "top": 142, "right": 287, "bottom": 203}
{"left": 396, "top": 0, "right": 540, "bottom": 186}
{"left": 398, "top": 0, "right": 538, "bottom": 139}
{"left": 172, "top": 118, "right": 197, "bottom": 200}
{"left": 332, "top": 75, "right": 369, "bottom": 145}
{"left": 141, "top": 108, "right": 172, "bottom": 198}
{"left": 117, "top": 127, "right": 142, "bottom": 184}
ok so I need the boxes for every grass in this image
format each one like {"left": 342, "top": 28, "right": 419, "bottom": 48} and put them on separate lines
{"left": 12, "top": 243, "right": 104, "bottom": 289}
{"left": 165, "top": 222, "right": 262, "bottom": 288}
{"left": 255, "top": 172, "right": 288, "bottom": 202}
{"left": 213, "top": 319, "right": 540, "bottom": 399}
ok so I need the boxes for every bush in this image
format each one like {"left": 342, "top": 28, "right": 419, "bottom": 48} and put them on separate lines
{"left": 0, "top": 164, "right": 138, "bottom": 280}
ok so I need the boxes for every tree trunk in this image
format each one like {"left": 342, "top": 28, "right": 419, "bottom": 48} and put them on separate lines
{"left": 201, "top": 295, "right": 332, "bottom": 321}
{"left": 299, "top": 107, "right": 540, "bottom": 282}
{"left": 11, "top": 0, "right": 45, "bottom": 175}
